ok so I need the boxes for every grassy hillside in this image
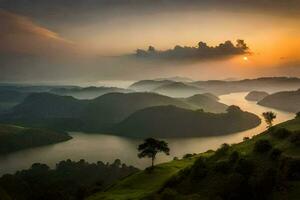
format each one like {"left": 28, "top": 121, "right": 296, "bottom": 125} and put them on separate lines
{"left": 0, "top": 124, "right": 72, "bottom": 154}
{"left": 87, "top": 153, "right": 212, "bottom": 200}
{"left": 88, "top": 117, "right": 300, "bottom": 200}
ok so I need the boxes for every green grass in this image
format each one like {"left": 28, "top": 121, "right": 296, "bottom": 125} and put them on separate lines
{"left": 231, "top": 117, "right": 300, "bottom": 157}
{"left": 88, "top": 152, "right": 212, "bottom": 200}
{"left": 87, "top": 117, "right": 300, "bottom": 200}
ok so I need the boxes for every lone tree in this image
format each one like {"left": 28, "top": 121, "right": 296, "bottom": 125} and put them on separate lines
{"left": 262, "top": 111, "right": 276, "bottom": 128}
{"left": 138, "top": 138, "right": 170, "bottom": 168}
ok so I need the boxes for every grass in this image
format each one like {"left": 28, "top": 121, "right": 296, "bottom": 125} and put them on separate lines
{"left": 87, "top": 117, "right": 300, "bottom": 200}
{"left": 88, "top": 152, "right": 212, "bottom": 200}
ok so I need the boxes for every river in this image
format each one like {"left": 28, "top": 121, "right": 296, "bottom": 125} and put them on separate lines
{"left": 0, "top": 92, "right": 295, "bottom": 175}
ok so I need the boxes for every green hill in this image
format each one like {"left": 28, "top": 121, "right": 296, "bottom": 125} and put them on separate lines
{"left": 87, "top": 116, "right": 300, "bottom": 200}
{"left": 245, "top": 91, "right": 269, "bottom": 101}
{"left": 183, "top": 94, "right": 226, "bottom": 113}
{"left": 0, "top": 124, "right": 72, "bottom": 154}
{"left": 258, "top": 89, "right": 300, "bottom": 113}
{"left": 153, "top": 82, "right": 203, "bottom": 98}
{"left": 1, "top": 92, "right": 228, "bottom": 132}
{"left": 113, "top": 105, "right": 260, "bottom": 138}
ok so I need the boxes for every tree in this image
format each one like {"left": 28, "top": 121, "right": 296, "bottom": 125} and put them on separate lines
{"left": 262, "top": 111, "right": 276, "bottom": 128}
{"left": 296, "top": 112, "right": 300, "bottom": 119}
{"left": 137, "top": 138, "right": 170, "bottom": 168}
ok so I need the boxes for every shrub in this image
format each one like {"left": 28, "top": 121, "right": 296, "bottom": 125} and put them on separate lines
{"left": 270, "top": 148, "right": 282, "bottom": 160}
{"left": 229, "top": 151, "right": 240, "bottom": 163}
{"left": 214, "top": 160, "right": 231, "bottom": 173}
{"left": 270, "top": 128, "right": 291, "bottom": 139}
{"left": 235, "top": 158, "right": 255, "bottom": 176}
{"left": 214, "top": 143, "right": 230, "bottom": 158}
{"left": 161, "top": 188, "right": 178, "bottom": 200}
{"left": 253, "top": 140, "right": 272, "bottom": 153}
{"left": 286, "top": 159, "right": 300, "bottom": 180}
{"left": 296, "top": 112, "right": 300, "bottom": 119}
{"left": 173, "top": 157, "right": 179, "bottom": 161}
{"left": 290, "top": 132, "right": 300, "bottom": 146}
{"left": 183, "top": 153, "right": 194, "bottom": 159}
{"left": 191, "top": 157, "right": 208, "bottom": 179}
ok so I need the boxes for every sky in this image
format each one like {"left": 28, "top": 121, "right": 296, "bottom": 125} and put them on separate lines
{"left": 0, "top": 0, "right": 300, "bottom": 84}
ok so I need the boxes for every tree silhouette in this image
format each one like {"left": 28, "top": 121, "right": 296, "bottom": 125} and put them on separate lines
{"left": 262, "top": 111, "right": 276, "bottom": 128}
{"left": 138, "top": 138, "right": 170, "bottom": 168}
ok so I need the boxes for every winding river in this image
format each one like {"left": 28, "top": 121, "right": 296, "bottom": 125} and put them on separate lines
{"left": 0, "top": 92, "right": 295, "bottom": 175}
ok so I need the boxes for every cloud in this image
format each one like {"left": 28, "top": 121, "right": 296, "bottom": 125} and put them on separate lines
{"left": 0, "top": 9, "right": 74, "bottom": 56}
{"left": 134, "top": 40, "right": 249, "bottom": 62}
{"left": 1, "top": 0, "right": 300, "bottom": 24}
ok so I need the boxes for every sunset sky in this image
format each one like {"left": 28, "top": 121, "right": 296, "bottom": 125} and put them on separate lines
{"left": 1, "top": 0, "right": 300, "bottom": 84}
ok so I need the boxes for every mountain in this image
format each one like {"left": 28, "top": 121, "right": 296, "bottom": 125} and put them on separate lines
{"left": 154, "top": 76, "right": 194, "bottom": 82}
{"left": 153, "top": 82, "right": 203, "bottom": 98}
{"left": 88, "top": 117, "right": 300, "bottom": 200}
{"left": 0, "top": 90, "right": 28, "bottom": 113}
{"left": 11, "top": 92, "right": 87, "bottom": 118}
{"left": 258, "top": 89, "right": 300, "bottom": 113}
{"left": 1, "top": 92, "right": 227, "bottom": 131}
{"left": 192, "top": 77, "right": 300, "bottom": 95}
{"left": 113, "top": 105, "right": 260, "bottom": 137}
{"left": 50, "top": 86, "right": 132, "bottom": 99}
{"left": 245, "top": 91, "right": 269, "bottom": 101}
{"left": 129, "top": 80, "right": 174, "bottom": 92}
{"left": 130, "top": 77, "right": 300, "bottom": 95}
{"left": 81, "top": 92, "right": 193, "bottom": 129}
{"left": 0, "top": 124, "right": 71, "bottom": 154}
{"left": 183, "top": 93, "right": 226, "bottom": 113}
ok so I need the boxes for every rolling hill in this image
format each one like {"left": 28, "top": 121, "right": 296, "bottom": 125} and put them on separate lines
{"left": 0, "top": 92, "right": 228, "bottom": 132}
{"left": 245, "top": 91, "right": 269, "bottom": 101}
{"left": 113, "top": 105, "right": 260, "bottom": 138}
{"left": 153, "top": 82, "right": 203, "bottom": 97}
{"left": 258, "top": 89, "right": 300, "bottom": 113}
{"left": 0, "top": 124, "right": 71, "bottom": 154}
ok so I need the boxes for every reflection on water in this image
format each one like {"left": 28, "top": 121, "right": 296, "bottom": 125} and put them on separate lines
{"left": 0, "top": 92, "right": 295, "bottom": 174}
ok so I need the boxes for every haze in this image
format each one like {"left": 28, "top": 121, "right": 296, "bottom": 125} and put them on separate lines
{"left": 1, "top": 0, "right": 300, "bottom": 84}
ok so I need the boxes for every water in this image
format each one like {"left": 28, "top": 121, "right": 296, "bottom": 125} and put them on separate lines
{"left": 0, "top": 92, "right": 295, "bottom": 175}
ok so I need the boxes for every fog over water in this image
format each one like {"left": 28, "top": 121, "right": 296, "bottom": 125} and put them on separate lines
{"left": 0, "top": 92, "right": 295, "bottom": 175}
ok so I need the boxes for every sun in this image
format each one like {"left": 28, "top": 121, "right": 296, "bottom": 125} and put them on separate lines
{"left": 243, "top": 56, "right": 249, "bottom": 61}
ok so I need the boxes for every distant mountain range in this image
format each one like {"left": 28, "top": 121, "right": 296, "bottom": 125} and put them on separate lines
{"left": 50, "top": 86, "right": 132, "bottom": 99}
{"left": 129, "top": 77, "right": 300, "bottom": 96}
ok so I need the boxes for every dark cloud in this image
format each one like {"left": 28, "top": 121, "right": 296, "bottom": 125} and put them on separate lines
{"left": 0, "top": 0, "right": 300, "bottom": 28}
{"left": 134, "top": 40, "right": 249, "bottom": 62}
